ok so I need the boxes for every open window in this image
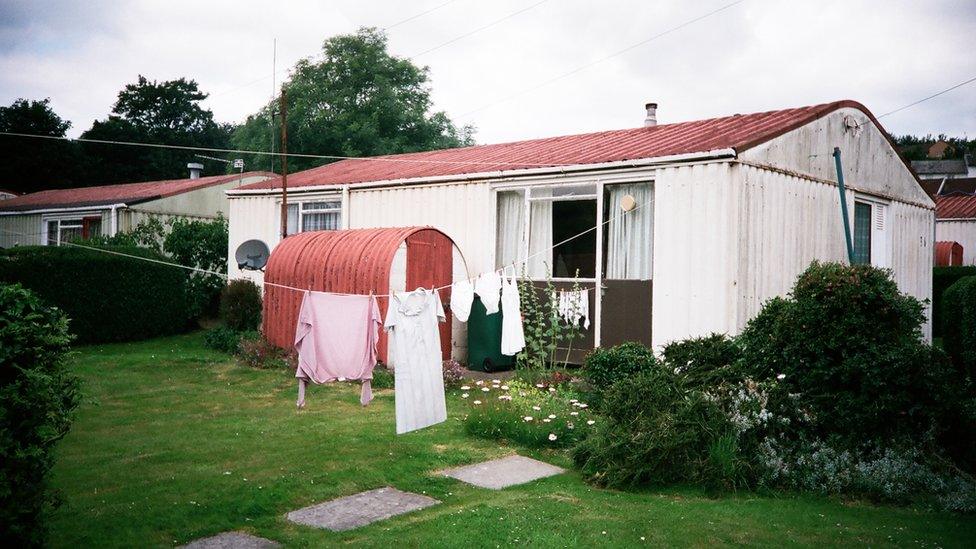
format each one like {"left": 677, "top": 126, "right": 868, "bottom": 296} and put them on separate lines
{"left": 853, "top": 197, "right": 889, "bottom": 268}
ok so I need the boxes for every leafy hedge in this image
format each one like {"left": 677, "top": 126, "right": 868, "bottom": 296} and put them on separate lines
{"left": 0, "top": 283, "right": 80, "bottom": 546}
{"left": 943, "top": 275, "right": 976, "bottom": 380}
{"left": 0, "top": 246, "right": 191, "bottom": 343}
{"left": 933, "top": 266, "right": 976, "bottom": 337}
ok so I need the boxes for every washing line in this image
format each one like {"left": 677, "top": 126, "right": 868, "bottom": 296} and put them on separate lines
{"left": 0, "top": 195, "right": 653, "bottom": 298}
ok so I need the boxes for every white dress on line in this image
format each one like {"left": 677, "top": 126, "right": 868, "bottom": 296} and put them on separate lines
{"left": 500, "top": 274, "right": 526, "bottom": 356}
{"left": 385, "top": 288, "right": 448, "bottom": 434}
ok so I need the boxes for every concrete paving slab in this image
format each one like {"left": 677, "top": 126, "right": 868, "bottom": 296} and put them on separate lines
{"left": 440, "top": 454, "right": 565, "bottom": 489}
{"left": 181, "top": 531, "right": 280, "bottom": 549}
{"left": 286, "top": 486, "right": 440, "bottom": 532}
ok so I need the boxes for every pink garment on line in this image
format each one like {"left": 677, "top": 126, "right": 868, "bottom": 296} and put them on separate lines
{"left": 294, "top": 292, "right": 382, "bottom": 405}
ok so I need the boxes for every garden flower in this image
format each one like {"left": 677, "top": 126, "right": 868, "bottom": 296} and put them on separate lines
{"left": 482, "top": 387, "right": 490, "bottom": 392}
{"left": 548, "top": 387, "right": 556, "bottom": 393}
{"left": 476, "top": 381, "right": 484, "bottom": 385}
{"left": 461, "top": 386, "right": 471, "bottom": 390}
{"left": 473, "top": 400, "right": 482, "bottom": 405}
{"left": 777, "top": 373, "right": 786, "bottom": 380}
{"left": 535, "top": 384, "right": 544, "bottom": 388}
{"left": 498, "top": 395, "right": 512, "bottom": 400}
{"left": 587, "top": 420, "right": 596, "bottom": 425}
{"left": 523, "top": 416, "right": 533, "bottom": 421}
{"left": 532, "top": 406, "right": 541, "bottom": 411}
{"left": 578, "top": 403, "right": 589, "bottom": 409}
{"left": 501, "top": 385, "right": 509, "bottom": 390}
{"left": 548, "top": 414, "right": 556, "bottom": 419}
{"left": 462, "top": 393, "right": 469, "bottom": 398}
{"left": 548, "top": 433, "right": 557, "bottom": 441}
{"left": 543, "top": 418, "right": 551, "bottom": 423}
{"left": 491, "top": 379, "right": 500, "bottom": 383}
{"left": 569, "top": 399, "right": 578, "bottom": 403}
{"left": 570, "top": 411, "right": 579, "bottom": 416}
{"left": 567, "top": 423, "right": 574, "bottom": 429}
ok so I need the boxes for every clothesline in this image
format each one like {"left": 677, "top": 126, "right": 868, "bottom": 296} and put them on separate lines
{"left": 0, "top": 194, "right": 652, "bottom": 298}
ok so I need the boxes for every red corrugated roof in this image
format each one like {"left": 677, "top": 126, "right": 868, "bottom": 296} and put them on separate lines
{"left": 239, "top": 100, "right": 887, "bottom": 190}
{"left": 0, "top": 171, "right": 275, "bottom": 212}
{"left": 936, "top": 195, "right": 976, "bottom": 219}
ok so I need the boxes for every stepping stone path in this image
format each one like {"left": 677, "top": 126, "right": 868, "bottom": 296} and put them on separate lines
{"left": 440, "top": 454, "right": 565, "bottom": 489}
{"left": 286, "top": 486, "right": 440, "bottom": 532}
{"left": 181, "top": 531, "right": 280, "bottom": 549}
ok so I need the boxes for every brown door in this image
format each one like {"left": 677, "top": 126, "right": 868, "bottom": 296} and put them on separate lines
{"left": 405, "top": 230, "right": 453, "bottom": 360}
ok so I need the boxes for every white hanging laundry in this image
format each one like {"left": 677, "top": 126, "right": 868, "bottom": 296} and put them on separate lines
{"left": 449, "top": 279, "right": 475, "bottom": 323}
{"left": 474, "top": 271, "right": 502, "bottom": 315}
{"left": 500, "top": 273, "right": 526, "bottom": 356}
{"left": 384, "top": 288, "right": 448, "bottom": 434}
{"left": 556, "top": 290, "right": 590, "bottom": 330}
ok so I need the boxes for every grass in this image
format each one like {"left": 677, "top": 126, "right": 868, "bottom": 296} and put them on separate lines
{"left": 49, "top": 332, "right": 975, "bottom": 547}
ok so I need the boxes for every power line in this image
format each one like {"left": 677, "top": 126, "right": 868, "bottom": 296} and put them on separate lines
{"left": 0, "top": 131, "right": 572, "bottom": 169}
{"left": 458, "top": 0, "right": 746, "bottom": 118}
{"left": 385, "top": 0, "right": 460, "bottom": 30}
{"left": 875, "top": 75, "right": 976, "bottom": 121}
{"left": 409, "top": 0, "right": 549, "bottom": 59}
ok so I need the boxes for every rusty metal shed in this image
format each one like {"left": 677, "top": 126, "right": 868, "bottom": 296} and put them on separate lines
{"left": 262, "top": 227, "right": 467, "bottom": 364}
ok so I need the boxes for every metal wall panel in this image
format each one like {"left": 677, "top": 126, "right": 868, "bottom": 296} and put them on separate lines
{"left": 0, "top": 214, "right": 42, "bottom": 247}
{"left": 936, "top": 220, "right": 976, "bottom": 266}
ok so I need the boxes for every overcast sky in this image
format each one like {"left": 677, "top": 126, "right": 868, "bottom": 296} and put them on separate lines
{"left": 1, "top": 0, "right": 974, "bottom": 147}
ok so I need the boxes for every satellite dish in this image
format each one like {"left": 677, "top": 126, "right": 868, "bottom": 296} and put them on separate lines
{"left": 235, "top": 239, "right": 270, "bottom": 271}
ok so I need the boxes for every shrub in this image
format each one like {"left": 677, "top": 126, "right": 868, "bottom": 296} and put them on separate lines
{"left": 371, "top": 365, "right": 394, "bottom": 390}
{"left": 219, "top": 280, "right": 262, "bottom": 332}
{"left": 661, "top": 333, "right": 743, "bottom": 388}
{"left": 462, "top": 379, "right": 596, "bottom": 448}
{"left": 737, "top": 261, "right": 961, "bottom": 446}
{"left": 573, "top": 367, "right": 730, "bottom": 489}
{"left": 442, "top": 359, "right": 465, "bottom": 388}
{"left": 582, "top": 341, "right": 657, "bottom": 392}
{"left": 0, "top": 284, "right": 81, "bottom": 546}
{"left": 933, "top": 266, "right": 976, "bottom": 337}
{"left": 204, "top": 326, "right": 244, "bottom": 353}
{"left": 236, "top": 334, "right": 295, "bottom": 369}
{"left": 942, "top": 275, "right": 976, "bottom": 380}
{"left": 0, "top": 246, "right": 190, "bottom": 344}
{"left": 164, "top": 216, "right": 228, "bottom": 319}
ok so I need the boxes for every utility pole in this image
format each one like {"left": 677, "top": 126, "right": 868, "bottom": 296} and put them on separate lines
{"left": 279, "top": 87, "right": 289, "bottom": 239}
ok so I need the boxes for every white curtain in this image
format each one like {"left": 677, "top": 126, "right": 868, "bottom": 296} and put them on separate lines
{"left": 527, "top": 200, "right": 552, "bottom": 278}
{"left": 606, "top": 182, "right": 653, "bottom": 280}
{"left": 495, "top": 191, "right": 525, "bottom": 270}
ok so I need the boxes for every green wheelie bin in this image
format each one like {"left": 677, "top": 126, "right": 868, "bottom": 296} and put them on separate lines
{"left": 466, "top": 296, "right": 513, "bottom": 372}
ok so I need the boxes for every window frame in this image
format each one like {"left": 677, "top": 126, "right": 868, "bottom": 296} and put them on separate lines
{"left": 42, "top": 214, "right": 103, "bottom": 246}
{"left": 852, "top": 194, "right": 890, "bottom": 268}
{"left": 285, "top": 199, "right": 342, "bottom": 234}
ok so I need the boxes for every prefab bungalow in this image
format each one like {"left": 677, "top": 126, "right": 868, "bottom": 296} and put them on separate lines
{"left": 227, "top": 100, "right": 935, "bottom": 360}
{"left": 935, "top": 195, "right": 976, "bottom": 265}
{"left": 0, "top": 169, "right": 274, "bottom": 248}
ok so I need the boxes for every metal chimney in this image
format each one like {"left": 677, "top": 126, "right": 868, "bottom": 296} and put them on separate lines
{"left": 187, "top": 162, "right": 204, "bottom": 179}
{"left": 644, "top": 102, "right": 658, "bottom": 127}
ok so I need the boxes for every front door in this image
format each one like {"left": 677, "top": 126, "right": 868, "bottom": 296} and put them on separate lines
{"left": 599, "top": 182, "right": 654, "bottom": 348}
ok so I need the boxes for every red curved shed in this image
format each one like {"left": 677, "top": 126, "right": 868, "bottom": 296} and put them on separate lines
{"left": 935, "top": 241, "right": 964, "bottom": 267}
{"left": 263, "top": 227, "right": 465, "bottom": 364}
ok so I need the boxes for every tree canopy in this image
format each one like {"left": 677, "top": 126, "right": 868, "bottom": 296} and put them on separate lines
{"left": 0, "top": 98, "right": 83, "bottom": 194}
{"left": 80, "top": 76, "right": 233, "bottom": 184}
{"left": 232, "top": 27, "right": 474, "bottom": 173}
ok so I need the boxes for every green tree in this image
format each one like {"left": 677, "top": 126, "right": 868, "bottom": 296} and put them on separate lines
{"left": 233, "top": 27, "right": 474, "bottom": 173}
{"left": 80, "top": 76, "right": 234, "bottom": 184}
{"left": 164, "top": 216, "right": 229, "bottom": 319}
{"left": 0, "top": 98, "right": 84, "bottom": 194}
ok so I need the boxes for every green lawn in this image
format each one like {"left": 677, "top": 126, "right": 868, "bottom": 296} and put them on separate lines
{"left": 49, "top": 332, "right": 975, "bottom": 548}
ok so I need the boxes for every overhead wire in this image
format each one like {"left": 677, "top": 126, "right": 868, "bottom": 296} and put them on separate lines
{"left": 409, "top": 0, "right": 549, "bottom": 59}
{"left": 457, "top": 0, "right": 747, "bottom": 118}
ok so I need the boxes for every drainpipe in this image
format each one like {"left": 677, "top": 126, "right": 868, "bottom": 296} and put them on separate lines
{"left": 341, "top": 184, "right": 350, "bottom": 229}
{"left": 110, "top": 205, "right": 118, "bottom": 237}
{"left": 832, "top": 147, "right": 855, "bottom": 264}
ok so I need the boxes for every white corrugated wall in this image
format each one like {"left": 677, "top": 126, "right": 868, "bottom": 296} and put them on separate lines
{"left": 0, "top": 213, "right": 43, "bottom": 247}
{"left": 936, "top": 220, "right": 976, "bottom": 265}
{"left": 348, "top": 181, "right": 492, "bottom": 277}
{"left": 227, "top": 194, "right": 281, "bottom": 286}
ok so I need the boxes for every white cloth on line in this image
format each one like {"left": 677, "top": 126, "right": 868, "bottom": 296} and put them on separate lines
{"left": 556, "top": 290, "right": 590, "bottom": 330}
{"left": 500, "top": 274, "right": 526, "bottom": 356}
{"left": 474, "top": 271, "right": 502, "bottom": 315}
{"left": 384, "top": 287, "right": 448, "bottom": 434}
{"left": 449, "top": 279, "right": 475, "bottom": 323}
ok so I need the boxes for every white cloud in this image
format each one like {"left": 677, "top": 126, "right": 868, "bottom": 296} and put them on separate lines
{"left": 0, "top": 0, "right": 973, "bottom": 144}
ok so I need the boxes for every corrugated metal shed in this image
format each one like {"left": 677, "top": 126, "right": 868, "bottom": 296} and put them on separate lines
{"left": 0, "top": 171, "right": 275, "bottom": 211}
{"left": 238, "top": 100, "right": 902, "bottom": 190}
{"left": 936, "top": 195, "right": 976, "bottom": 219}
{"left": 263, "top": 227, "right": 460, "bottom": 363}
{"left": 935, "top": 241, "right": 964, "bottom": 266}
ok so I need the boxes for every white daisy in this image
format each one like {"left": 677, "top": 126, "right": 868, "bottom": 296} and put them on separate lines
{"left": 461, "top": 393, "right": 469, "bottom": 398}
{"left": 587, "top": 420, "right": 596, "bottom": 425}
{"left": 548, "top": 433, "right": 557, "bottom": 441}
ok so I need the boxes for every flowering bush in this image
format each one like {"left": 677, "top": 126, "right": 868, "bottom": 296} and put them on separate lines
{"left": 442, "top": 359, "right": 465, "bottom": 388}
{"left": 460, "top": 379, "right": 596, "bottom": 448}
{"left": 236, "top": 334, "right": 296, "bottom": 369}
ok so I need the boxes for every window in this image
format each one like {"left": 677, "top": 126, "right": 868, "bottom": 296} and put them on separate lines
{"left": 853, "top": 202, "right": 872, "bottom": 265}
{"left": 852, "top": 199, "right": 889, "bottom": 268}
{"left": 45, "top": 216, "right": 102, "bottom": 246}
{"left": 496, "top": 183, "right": 598, "bottom": 279}
{"left": 286, "top": 200, "right": 341, "bottom": 234}
{"left": 604, "top": 182, "right": 653, "bottom": 280}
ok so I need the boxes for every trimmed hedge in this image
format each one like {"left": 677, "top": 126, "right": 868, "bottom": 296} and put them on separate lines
{"left": 0, "top": 246, "right": 190, "bottom": 343}
{"left": 933, "top": 266, "right": 976, "bottom": 337}
{"left": 943, "top": 275, "right": 976, "bottom": 380}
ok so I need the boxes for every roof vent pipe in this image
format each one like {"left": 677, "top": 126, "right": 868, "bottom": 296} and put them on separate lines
{"left": 187, "top": 162, "right": 204, "bottom": 179}
{"left": 644, "top": 102, "right": 658, "bottom": 127}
